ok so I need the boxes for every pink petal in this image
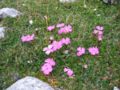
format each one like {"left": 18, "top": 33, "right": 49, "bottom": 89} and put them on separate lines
{"left": 64, "top": 68, "right": 69, "bottom": 72}
{"left": 45, "top": 50, "right": 51, "bottom": 55}
{"left": 77, "top": 52, "right": 82, "bottom": 56}
{"left": 98, "top": 31, "right": 103, "bottom": 35}
{"left": 93, "top": 29, "right": 98, "bottom": 34}
{"left": 65, "top": 38, "right": 71, "bottom": 45}
{"left": 45, "top": 58, "right": 56, "bottom": 66}
{"left": 21, "top": 34, "right": 35, "bottom": 42}
{"left": 67, "top": 70, "right": 74, "bottom": 77}
{"left": 96, "top": 26, "right": 104, "bottom": 31}
{"left": 47, "top": 25, "right": 55, "bottom": 31}
{"left": 56, "top": 23, "right": 65, "bottom": 28}
{"left": 43, "top": 47, "right": 48, "bottom": 51}
{"left": 43, "top": 70, "right": 51, "bottom": 75}
{"left": 88, "top": 47, "right": 99, "bottom": 55}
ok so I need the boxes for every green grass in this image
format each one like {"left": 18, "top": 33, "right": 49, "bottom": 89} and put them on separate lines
{"left": 0, "top": 0, "right": 120, "bottom": 90}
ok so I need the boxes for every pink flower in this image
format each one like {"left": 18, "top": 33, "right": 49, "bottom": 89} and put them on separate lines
{"left": 67, "top": 70, "right": 74, "bottom": 77}
{"left": 98, "top": 31, "right": 103, "bottom": 35}
{"left": 21, "top": 34, "right": 35, "bottom": 42}
{"left": 56, "top": 23, "right": 65, "bottom": 28}
{"left": 47, "top": 25, "right": 55, "bottom": 31}
{"left": 41, "top": 63, "right": 53, "bottom": 75}
{"left": 58, "top": 25, "right": 72, "bottom": 34}
{"left": 60, "top": 38, "right": 66, "bottom": 45}
{"left": 88, "top": 47, "right": 99, "bottom": 55}
{"left": 64, "top": 67, "right": 69, "bottom": 72}
{"left": 45, "top": 58, "right": 56, "bottom": 66}
{"left": 77, "top": 47, "right": 85, "bottom": 56}
{"left": 93, "top": 29, "right": 98, "bottom": 34}
{"left": 64, "top": 67, "right": 74, "bottom": 77}
{"left": 41, "top": 58, "right": 56, "bottom": 75}
{"left": 52, "top": 41, "right": 63, "bottom": 50}
{"left": 64, "top": 38, "right": 71, "bottom": 45}
{"left": 97, "top": 31, "right": 103, "bottom": 41}
{"left": 58, "top": 30, "right": 63, "bottom": 35}
{"left": 43, "top": 41, "right": 63, "bottom": 55}
{"left": 96, "top": 25, "right": 104, "bottom": 31}
{"left": 98, "top": 34, "right": 103, "bottom": 41}
{"left": 60, "top": 38, "right": 71, "bottom": 45}
{"left": 93, "top": 25, "right": 104, "bottom": 41}
{"left": 43, "top": 45, "right": 53, "bottom": 55}
{"left": 43, "top": 38, "right": 70, "bottom": 55}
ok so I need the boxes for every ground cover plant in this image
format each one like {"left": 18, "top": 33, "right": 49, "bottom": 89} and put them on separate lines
{"left": 0, "top": 0, "right": 120, "bottom": 90}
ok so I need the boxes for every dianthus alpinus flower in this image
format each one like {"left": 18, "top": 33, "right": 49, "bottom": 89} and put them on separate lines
{"left": 88, "top": 46, "right": 99, "bottom": 55}
{"left": 47, "top": 25, "right": 55, "bottom": 31}
{"left": 41, "top": 63, "right": 53, "bottom": 75}
{"left": 58, "top": 25, "right": 72, "bottom": 35}
{"left": 64, "top": 67, "right": 74, "bottom": 77}
{"left": 60, "top": 38, "right": 71, "bottom": 45}
{"left": 41, "top": 58, "right": 56, "bottom": 75}
{"left": 93, "top": 25, "right": 104, "bottom": 41}
{"left": 21, "top": 34, "right": 35, "bottom": 42}
{"left": 43, "top": 38, "right": 71, "bottom": 55}
{"left": 45, "top": 58, "right": 56, "bottom": 67}
{"left": 77, "top": 47, "right": 85, "bottom": 56}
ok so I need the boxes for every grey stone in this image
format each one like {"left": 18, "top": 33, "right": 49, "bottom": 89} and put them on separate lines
{"left": 0, "top": 8, "right": 22, "bottom": 18}
{"left": 7, "top": 76, "right": 54, "bottom": 90}
{"left": 103, "top": 0, "right": 120, "bottom": 4}
{"left": 59, "top": 0, "right": 76, "bottom": 3}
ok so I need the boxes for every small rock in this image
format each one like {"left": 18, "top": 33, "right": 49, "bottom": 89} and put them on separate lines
{"left": 0, "top": 27, "right": 5, "bottom": 39}
{"left": 97, "top": 14, "right": 101, "bottom": 17}
{"left": 113, "top": 86, "right": 120, "bottom": 90}
{"left": 29, "top": 20, "right": 33, "bottom": 25}
{"left": 103, "top": 0, "right": 120, "bottom": 4}
{"left": 27, "top": 60, "right": 33, "bottom": 64}
{"left": 103, "top": 0, "right": 114, "bottom": 4}
{"left": 50, "top": 35, "right": 54, "bottom": 41}
{"left": 0, "top": 8, "right": 22, "bottom": 18}
{"left": 63, "top": 50, "right": 69, "bottom": 54}
{"left": 93, "top": 8, "right": 97, "bottom": 11}
{"left": 7, "top": 76, "right": 54, "bottom": 90}
{"left": 83, "top": 64, "right": 88, "bottom": 69}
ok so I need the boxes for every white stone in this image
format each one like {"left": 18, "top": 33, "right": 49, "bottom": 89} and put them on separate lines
{"left": 113, "top": 87, "right": 120, "bottom": 90}
{"left": 0, "top": 27, "right": 5, "bottom": 39}
{"left": 7, "top": 76, "right": 54, "bottom": 90}
{"left": 29, "top": 20, "right": 33, "bottom": 25}
{"left": 0, "top": 8, "right": 22, "bottom": 18}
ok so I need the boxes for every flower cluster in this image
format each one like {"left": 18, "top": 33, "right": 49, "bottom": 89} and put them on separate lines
{"left": 43, "top": 37, "right": 71, "bottom": 55}
{"left": 58, "top": 25, "right": 72, "bottom": 35}
{"left": 88, "top": 47, "right": 99, "bottom": 55}
{"left": 76, "top": 46, "right": 99, "bottom": 56}
{"left": 47, "top": 23, "right": 72, "bottom": 35}
{"left": 21, "top": 34, "right": 35, "bottom": 42}
{"left": 64, "top": 67, "right": 74, "bottom": 77}
{"left": 41, "top": 58, "right": 56, "bottom": 75}
{"left": 76, "top": 47, "right": 85, "bottom": 56}
{"left": 93, "top": 25, "right": 104, "bottom": 41}
{"left": 20, "top": 23, "right": 105, "bottom": 78}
